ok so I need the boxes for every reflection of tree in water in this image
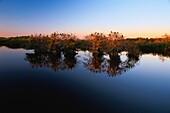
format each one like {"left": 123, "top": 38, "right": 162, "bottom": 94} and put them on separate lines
{"left": 26, "top": 49, "right": 140, "bottom": 76}
{"left": 25, "top": 51, "right": 77, "bottom": 71}
{"left": 107, "top": 54, "right": 122, "bottom": 76}
{"left": 63, "top": 51, "right": 77, "bottom": 69}
{"left": 83, "top": 53, "right": 106, "bottom": 73}
{"left": 84, "top": 52, "right": 140, "bottom": 76}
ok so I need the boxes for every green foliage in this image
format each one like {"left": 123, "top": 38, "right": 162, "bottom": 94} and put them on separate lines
{"left": 75, "top": 40, "right": 92, "bottom": 50}
{"left": 30, "top": 35, "right": 52, "bottom": 53}
{"left": 2, "top": 32, "right": 170, "bottom": 77}
{"left": 0, "top": 36, "right": 31, "bottom": 49}
{"left": 1, "top": 32, "right": 170, "bottom": 57}
{"left": 136, "top": 41, "right": 170, "bottom": 56}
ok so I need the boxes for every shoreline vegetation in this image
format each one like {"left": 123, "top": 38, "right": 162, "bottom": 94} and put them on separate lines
{"left": 0, "top": 31, "right": 170, "bottom": 56}
{"left": 1, "top": 31, "right": 170, "bottom": 76}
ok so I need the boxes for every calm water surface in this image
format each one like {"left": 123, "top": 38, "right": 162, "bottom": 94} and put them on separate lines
{"left": 0, "top": 46, "right": 170, "bottom": 113}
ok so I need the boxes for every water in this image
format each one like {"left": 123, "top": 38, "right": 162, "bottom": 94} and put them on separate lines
{"left": 0, "top": 46, "right": 170, "bottom": 113}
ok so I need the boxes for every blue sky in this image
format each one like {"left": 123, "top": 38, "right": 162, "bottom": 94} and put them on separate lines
{"left": 0, "top": 0, "right": 170, "bottom": 37}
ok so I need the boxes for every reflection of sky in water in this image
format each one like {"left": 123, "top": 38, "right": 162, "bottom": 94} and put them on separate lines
{"left": 0, "top": 46, "right": 34, "bottom": 74}
{"left": 1, "top": 47, "right": 170, "bottom": 112}
{"left": 136, "top": 54, "right": 170, "bottom": 78}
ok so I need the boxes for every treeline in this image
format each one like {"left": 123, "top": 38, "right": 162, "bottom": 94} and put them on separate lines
{"left": 127, "top": 35, "right": 170, "bottom": 56}
{"left": 0, "top": 32, "right": 129, "bottom": 54}
{"left": 1, "top": 32, "right": 170, "bottom": 76}
{"left": 0, "top": 36, "right": 31, "bottom": 49}
{"left": 1, "top": 32, "right": 170, "bottom": 56}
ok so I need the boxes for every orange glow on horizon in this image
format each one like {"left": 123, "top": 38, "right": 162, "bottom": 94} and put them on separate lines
{"left": 0, "top": 30, "right": 169, "bottom": 38}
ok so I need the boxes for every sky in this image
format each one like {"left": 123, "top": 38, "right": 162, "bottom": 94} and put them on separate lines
{"left": 0, "top": 0, "right": 170, "bottom": 38}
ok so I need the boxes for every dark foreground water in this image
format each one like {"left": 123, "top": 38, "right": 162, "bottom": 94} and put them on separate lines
{"left": 0, "top": 46, "right": 170, "bottom": 113}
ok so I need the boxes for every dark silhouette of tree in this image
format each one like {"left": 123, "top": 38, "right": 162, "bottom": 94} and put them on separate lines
{"left": 84, "top": 50, "right": 140, "bottom": 77}
{"left": 25, "top": 50, "right": 77, "bottom": 71}
{"left": 84, "top": 52, "right": 105, "bottom": 73}
{"left": 63, "top": 51, "right": 77, "bottom": 69}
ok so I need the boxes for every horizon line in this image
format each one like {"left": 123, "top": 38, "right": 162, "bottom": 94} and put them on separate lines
{"left": 0, "top": 31, "right": 169, "bottom": 39}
